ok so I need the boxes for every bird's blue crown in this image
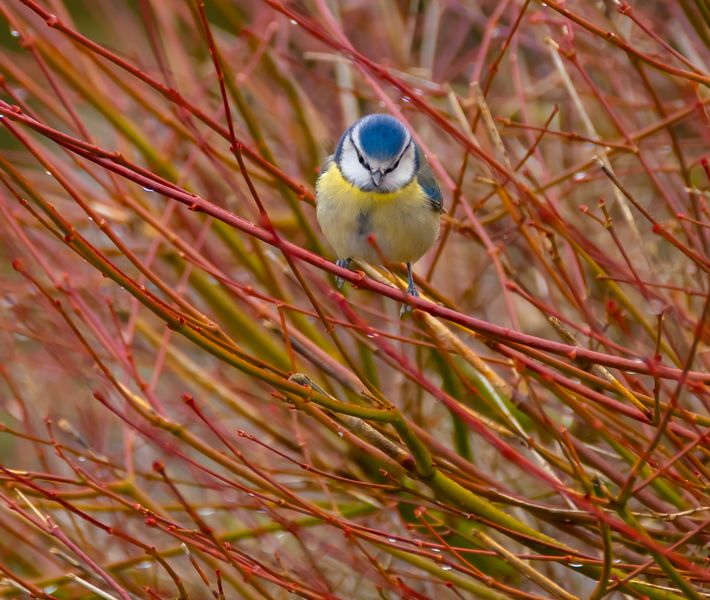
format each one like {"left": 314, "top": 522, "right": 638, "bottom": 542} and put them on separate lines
{"left": 356, "top": 114, "right": 409, "bottom": 160}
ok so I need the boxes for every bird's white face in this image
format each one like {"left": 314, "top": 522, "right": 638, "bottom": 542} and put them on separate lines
{"left": 337, "top": 124, "right": 417, "bottom": 193}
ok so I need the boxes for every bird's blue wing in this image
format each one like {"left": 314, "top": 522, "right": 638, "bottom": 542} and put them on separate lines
{"left": 415, "top": 147, "right": 444, "bottom": 213}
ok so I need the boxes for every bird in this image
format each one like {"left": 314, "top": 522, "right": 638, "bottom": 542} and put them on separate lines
{"left": 315, "top": 113, "right": 443, "bottom": 312}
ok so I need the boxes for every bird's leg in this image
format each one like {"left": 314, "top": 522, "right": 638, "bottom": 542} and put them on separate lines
{"left": 335, "top": 257, "right": 352, "bottom": 289}
{"left": 400, "top": 262, "right": 419, "bottom": 317}
{"left": 406, "top": 262, "right": 419, "bottom": 297}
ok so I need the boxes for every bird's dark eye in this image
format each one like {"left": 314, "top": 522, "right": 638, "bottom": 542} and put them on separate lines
{"left": 385, "top": 141, "right": 410, "bottom": 174}
{"left": 349, "top": 133, "right": 372, "bottom": 171}
{"left": 385, "top": 158, "right": 401, "bottom": 174}
{"left": 354, "top": 148, "right": 371, "bottom": 171}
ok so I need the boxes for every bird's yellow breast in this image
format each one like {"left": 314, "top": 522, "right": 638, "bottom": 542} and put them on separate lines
{"left": 317, "top": 161, "right": 420, "bottom": 205}
{"left": 316, "top": 162, "right": 440, "bottom": 264}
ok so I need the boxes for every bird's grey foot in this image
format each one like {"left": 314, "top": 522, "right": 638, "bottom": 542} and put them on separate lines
{"left": 400, "top": 263, "right": 419, "bottom": 318}
{"left": 335, "top": 258, "right": 352, "bottom": 289}
{"left": 406, "top": 262, "right": 419, "bottom": 297}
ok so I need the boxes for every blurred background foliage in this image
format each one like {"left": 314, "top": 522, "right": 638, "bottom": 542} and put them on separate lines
{"left": 1, "top": 0, "right": 710, "bottom": 598}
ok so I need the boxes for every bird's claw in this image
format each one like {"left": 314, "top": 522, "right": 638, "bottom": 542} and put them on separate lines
{"left": 335, "top": 258, "right": 351, "bottom": 290}
{"left": 399, "top": 262, "right": 420, "bottom": 318}
{"left": 399, "top": 287, "right": 419, "bottom": 318}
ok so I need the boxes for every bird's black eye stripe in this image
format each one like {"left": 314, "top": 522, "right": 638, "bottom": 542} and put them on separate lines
{"left": 358, "top": 150, "right": 371, "bottom": 171}
{"left": 385, "top": 157, "right": 401, "bottom": 174}
{"left": 384, "top": 140, "right": 411, "bottom": 174}
{"left": 350, "top": 134, "right": 372, "bottom": 171}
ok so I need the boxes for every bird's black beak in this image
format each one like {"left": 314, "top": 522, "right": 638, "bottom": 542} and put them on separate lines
{"left": 371, "top": 169, "right": 384, "bottom": 187}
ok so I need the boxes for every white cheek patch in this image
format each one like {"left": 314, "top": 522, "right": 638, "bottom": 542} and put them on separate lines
{"left": 379, "top": 143, "right": 416, "bottom": 192}
{"left": 338, "top": 141, "right": 373, "bottom": 189}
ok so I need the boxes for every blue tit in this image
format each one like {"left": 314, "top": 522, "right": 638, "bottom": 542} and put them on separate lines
{"left": 315, "top": 113, "right": 443, "bottom": 307}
